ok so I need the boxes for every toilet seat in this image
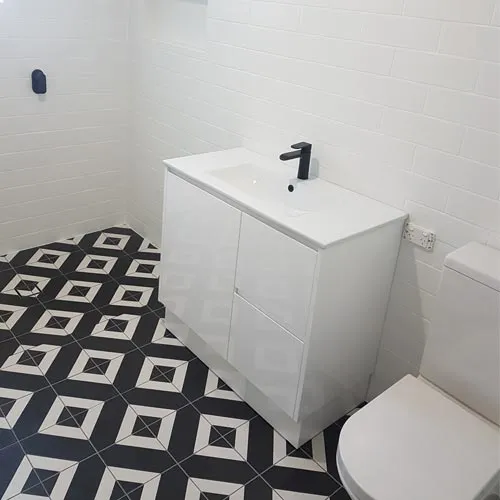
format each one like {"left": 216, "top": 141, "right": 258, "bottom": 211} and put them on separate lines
{"left": 337, "top": 375, "right": 499, "bottom": 500}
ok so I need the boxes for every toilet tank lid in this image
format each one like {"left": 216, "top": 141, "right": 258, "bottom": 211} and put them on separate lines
{"left": 445, "top": 242, "right": 500, "bottom": 292}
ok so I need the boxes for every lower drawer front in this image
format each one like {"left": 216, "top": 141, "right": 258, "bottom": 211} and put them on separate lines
{"left": 228, "top": 294, "right": 303, "bottom": 418}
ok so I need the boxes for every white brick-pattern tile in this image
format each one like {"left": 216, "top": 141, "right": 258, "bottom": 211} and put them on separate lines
{"left": 0, "top": 0, "right": 130, "bottom": 255}
{"left": 5, "top": 0, "right": 497, "bottom": 400}
{"left": 127, "top": 0, "right": 500, "bottom": 399}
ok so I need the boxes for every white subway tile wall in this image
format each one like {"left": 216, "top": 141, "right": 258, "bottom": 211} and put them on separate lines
{"left": 0, "top": 0, "right": 131, "bottom": 254}
{"left": 1, "top": 0, "right": 498, "bottom": 401}
{"left": 129, "top": 0, "right": 500, "bottom": 399}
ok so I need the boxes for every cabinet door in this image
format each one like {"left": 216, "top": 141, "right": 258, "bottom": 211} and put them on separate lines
{"left": 228, "top": 294, "right": 303, "bottom": 418}
{"left": 235, "top": 214, "right": 317, "bottom": 341}
{"left": 161, "top": 174, "right": 241, "bottom": 359}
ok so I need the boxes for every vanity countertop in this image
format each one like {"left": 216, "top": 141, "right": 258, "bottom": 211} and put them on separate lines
{"left": 164, "top": 148, "right": 407, "bottom": 250}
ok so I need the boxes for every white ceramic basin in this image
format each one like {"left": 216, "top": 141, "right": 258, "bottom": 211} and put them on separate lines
{"left": 210, "top": 163, "right": 327, "bottom": 214}
{"left": 211, "top": 163, "right": 287, "bottom": 202}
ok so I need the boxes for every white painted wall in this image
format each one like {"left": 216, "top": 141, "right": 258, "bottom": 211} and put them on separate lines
{"left": 128, "top": 0, "right": 500, "bottom": 399}
{"left": 0, "top": 0, "right": 132, "bottom": 255}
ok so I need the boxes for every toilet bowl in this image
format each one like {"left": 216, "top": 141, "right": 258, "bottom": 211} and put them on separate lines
{"left": 337, "top": 242, "right": 500, "bottom": 500}
{"left": 337, "top": 375, "right": 499, "bottom": 500}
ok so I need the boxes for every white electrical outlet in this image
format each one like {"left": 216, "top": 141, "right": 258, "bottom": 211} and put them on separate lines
{"left": 403, "top": 222, "right": 436, "bottom": 251}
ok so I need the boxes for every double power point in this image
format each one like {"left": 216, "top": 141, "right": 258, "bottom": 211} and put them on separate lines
{"left": 403, "top": 222, "right": 436, "bottom": 251}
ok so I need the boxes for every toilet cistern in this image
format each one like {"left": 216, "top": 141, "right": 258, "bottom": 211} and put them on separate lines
{"left": 280, "top": 142, "right": 312, "bottom": 180}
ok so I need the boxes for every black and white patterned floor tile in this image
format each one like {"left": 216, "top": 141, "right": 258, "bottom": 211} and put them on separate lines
{"left": 0, "top": 226, "right": 358, "bottom": 499}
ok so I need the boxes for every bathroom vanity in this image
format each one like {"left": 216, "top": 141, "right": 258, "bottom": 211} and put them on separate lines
{"left": 160, "top": 148, "right": 406, "bottom": 446}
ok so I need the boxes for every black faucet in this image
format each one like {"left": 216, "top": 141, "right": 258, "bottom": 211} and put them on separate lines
{"left": 279, "top": 142, "right": 312, "bottom": 180}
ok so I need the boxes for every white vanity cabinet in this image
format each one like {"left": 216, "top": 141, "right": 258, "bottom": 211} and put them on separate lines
{"left": 160, "top": 149, "right": 407, "bottom": 447}
{"left": 160, "top": 174, "right": 240, "bottom": 359}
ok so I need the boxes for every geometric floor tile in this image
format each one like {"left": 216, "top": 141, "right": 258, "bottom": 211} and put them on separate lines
{"left": 1, "top": 454, "right": 45, "bottom": 499}
{"left": 94, "top": 233, "right": 130, "bottom": 251}
{"left": 272, "top": 432, "right": 327, "bottom": 473}
{"left": 55, "top": 280, "right": 101, "bottom": 303}
{"left": 18, "top": 424, "right": 96, "bottom": 467}
{"left": 117, "top": 312, "right": 163, "bottom": 348}
{"left": 46, "top": 454, "right": 128, "bottom": 500}
{"left": 139, "top": 404, "right": 219, "bottom": 464}
{"left": 135, "top": 356, "right": 188, "bottom": 393}
{"left": 193, "top": 414, "right": 249, "bottom": 462}
{"left": 1, "top": 344, "right": 60, "bottom": 376}
{"left": 0, "top": 388, "right": 32, "bottom": 428}
{"left": 3, "top": 455, "right": 78, "bottom": 499}
{"left": 59, "top": 395, "right": 130, "bottom": 453}
{"left": 76, "top": 255, "right": 118, "bottom": 275}
{"left": 0, "top": 304, "right": 26, "bottom": 330}
{"left": 68, "top": 349, "right": 123, "bottom": 385}
{"left": 262, "top": 460, "right": 340, "bottom": 499}
{"left": 216, "top": 475, "right": 284, "bottom": 499}
{"left": 0, "top": 427, "right": 16, "bottom": 452}
{"left": 152, "top": 325, "right": 183, "bottom": 348}
{"left": 190, "top": 477, "right": 246, "bottom": 498}
{"left": 204, "top": 370, "right": 241, "bottom": 402}
{"left": 109, "top": 285, "right": 153, "bottom": 308}
{"left": 133, "top": 466, "right": 207, "bottom": 500}
{"left": 115, "top": 405, "right": 170, "bottom": 451}
{"left": 137, "top": 239, "right": 160, "bottom": 254}
{"left": 0, "top": 274, "right": 50, "bottom": 298}
{"left": 0, "top": 226, "right": 353, "bottom": 500}
{"left": 277, "top": 491, "right": 332, "bottom": 500}
{"left": 38, "top": 396, "right": 103, "bottom": 440}
{"left": 91, "top": 314, "right": 140, "bottom": 341}
{"left": 125, "top": 259, "right": 160, "bottom": 279}
{"left": 26, "top": 248, "right": 70, "bottom": 270}
{"left": 3, "top": 305, "right": 60, "bottom": 340}
{"left": 0, "top": 443, "right": 31, "bottom": 498}
{"left": 78, "top": 227, "right": 142, "bottom": 254}
{"left": 122, "top": 354, "right": 209, "bottom": 408}
{"left": 34, "top": 310, "right": 83, "bottom": 336}
{"left": 193, "top": 388, "right": 257, "bottom": 425}
{"left": 0, "top": 327, "right": 12, "bottom": 345}
{"left": 98, "top": 440, "right": 175, "bottom": 479}
{"left": 301, "top": 423, "right": 343, "bottom": 482}
{"left": 31, "top": 310, "right": 75, "bottom": 336}
{"left": 139, "top": 341, "right": 195, "bottom": 365}
{"left": 7, "top": 386, "right": 65, "bottom": 442}
{"left": 233, "top": 416, "right": 335, "bottom": 478}
{"left": 59, "top": 235, "right": 83, "bottom": 246}
{"left": 98, "top": 466, "right": 156, "bottom": 499}
{"left": 180, "top": 453, "right": 258, "bottom": 498}
{"left": 0, "top": 269, "right": 17, "bottom": 293}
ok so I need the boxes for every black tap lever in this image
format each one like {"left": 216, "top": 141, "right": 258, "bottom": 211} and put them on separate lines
{"left": 280, "top": 142, "right": 312, "bottom": 180}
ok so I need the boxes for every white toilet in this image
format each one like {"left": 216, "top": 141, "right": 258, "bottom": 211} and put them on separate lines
{"left": 337, "top": 242, "right": 500, "bottom": 500}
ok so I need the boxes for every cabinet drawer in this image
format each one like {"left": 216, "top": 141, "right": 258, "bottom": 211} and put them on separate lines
{"left": 235, "top": 214, "right": 317, "bottom": 341}
{"left": 228, "top": 294, "right": 303, "bottom": 418}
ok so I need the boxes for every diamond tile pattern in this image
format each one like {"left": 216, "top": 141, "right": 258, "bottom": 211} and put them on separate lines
{"left": 0, "top": 226, "right": 356, "bottom": 499}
